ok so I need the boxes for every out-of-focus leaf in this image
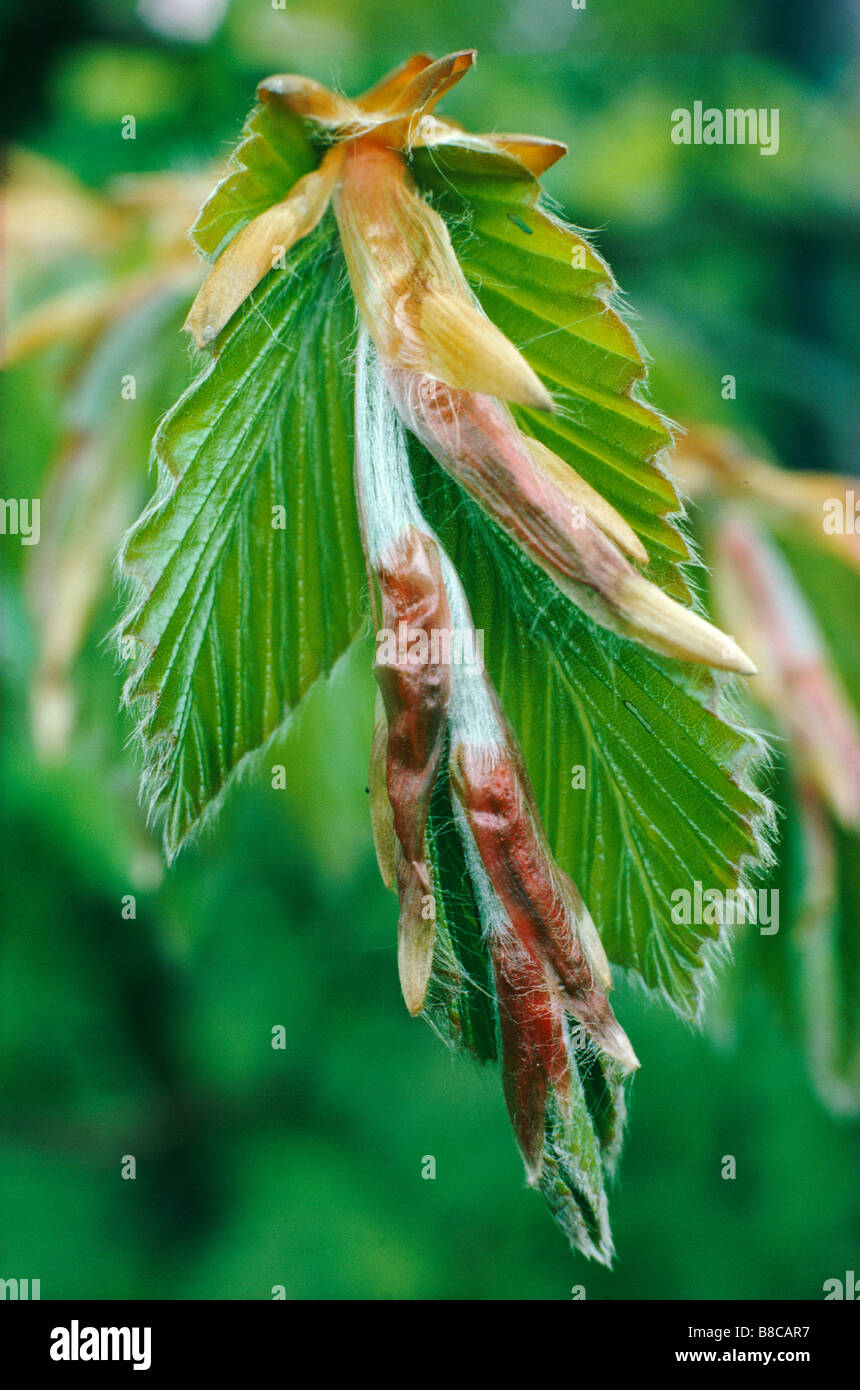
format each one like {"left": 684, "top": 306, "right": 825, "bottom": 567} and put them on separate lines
{"left": 676, "top": 431, "right": 860, "bottom": 1112}
{"left": 26, "top": 286, "right": 192, "bottom": 757}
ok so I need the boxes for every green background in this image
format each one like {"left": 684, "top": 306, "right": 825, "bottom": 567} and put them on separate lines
{"left": 1, "top": 0, "right": 857, "bottom": 1298}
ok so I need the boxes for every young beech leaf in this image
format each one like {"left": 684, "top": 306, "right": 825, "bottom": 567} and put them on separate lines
{"left": 189, "top": 99, "right": 318, "bottom": 260}
{"left": 412, "top": 446, "right": 770, "bottom": 1021}
{"left": 119, "top": 53, "right": 773, "bottom": 1259}
{"left": 119, "top": 222, "right": 365, "bottom": 857}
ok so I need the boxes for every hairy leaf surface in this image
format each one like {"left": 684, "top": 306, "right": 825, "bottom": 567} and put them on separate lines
{"left": 414, "top": 446, "right": 767, "bottom": 1019}
{"left": 120, "top": 221, "right": 365, "bottom": 857}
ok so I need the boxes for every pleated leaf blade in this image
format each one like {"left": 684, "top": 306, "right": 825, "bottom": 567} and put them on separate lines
{"left": 119, "top": 220, "right": 365, "bottom": 858}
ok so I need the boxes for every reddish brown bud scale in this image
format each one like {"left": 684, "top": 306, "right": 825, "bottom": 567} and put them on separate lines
{"left": 388, "top": 370, "right": 629, "bottom": 593}
{"left": 491, "top": 929, "right": 570, "bottom": 1181}
{"left": 453, "top": 743, "right": 637, "bottom": 1069}
{"left": 453, "top": 744, "right": 586, "bottom": 986}
{"left": 388, "top": 368, "right": 756, "bottom": 673}
{"left": 374, "top": 528, "right": 451, "bottom": 874}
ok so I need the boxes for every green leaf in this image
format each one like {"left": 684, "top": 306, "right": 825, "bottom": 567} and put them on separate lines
{"left": 412, "top": 146, "right": 691, "bottom": 600}
{"left": 402, "top": 146, "right": 771, "bottom": 1019}
{"left": 424, "top": 753, "right": 498, "bottom": 1064}
{"left": 414, "top": 447, "right": 769, "bottom": 1021}
{"left": 795, "top": 814, "right": 860, "bottom": 1114}
{"left": 190, "top": 100, "right": 318, "bottom": 260}
{"left": 424, "top": 749, "right": 628, "bottom": 1264}
{"left": 719, "top": 748, "right": 860, "bottom": 1116}
{"left": 119, "top": 218, "right": 365, "bottom": 858}
{"left": 539, "top": 1044, "right": 624, "bottom": 1265}
{"left": 116, "top": 90, "right": 776, "bottom": 1260}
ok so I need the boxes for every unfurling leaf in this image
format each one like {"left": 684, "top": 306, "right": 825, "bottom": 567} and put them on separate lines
{"left": 119, "top": 52, "right": 773, "bottom": 1259}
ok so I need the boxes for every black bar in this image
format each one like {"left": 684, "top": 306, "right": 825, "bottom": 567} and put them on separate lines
{"left": 0, "top": 1299, "right": 855, "bottom": 1375}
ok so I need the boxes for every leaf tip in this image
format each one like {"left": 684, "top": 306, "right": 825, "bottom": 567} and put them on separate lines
{"left": 615, "top": 573, "right": 759, "bottom": 673}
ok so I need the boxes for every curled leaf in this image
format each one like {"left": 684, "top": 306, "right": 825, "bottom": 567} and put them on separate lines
{"left": 452, "top": 741, "right": 639, "bottom": 1072}
{"left": 491, "top": 926, "right": 571, "bottom": 1182}
{"left": 396, "top": 854, "right": 436, "bottom": 1016}
{"left": 373, "top": 527, "right": 452, "bottom": 876}
{"left": 369, "top": 693, "right": 397, "bottom": 892}
{"left": 389, "top": 366, "right": 754, "bottom": 671}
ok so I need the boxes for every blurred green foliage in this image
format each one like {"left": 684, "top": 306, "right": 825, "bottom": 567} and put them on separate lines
{"left": 1, "top": 0, "right": 857, "bottom": 1297}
